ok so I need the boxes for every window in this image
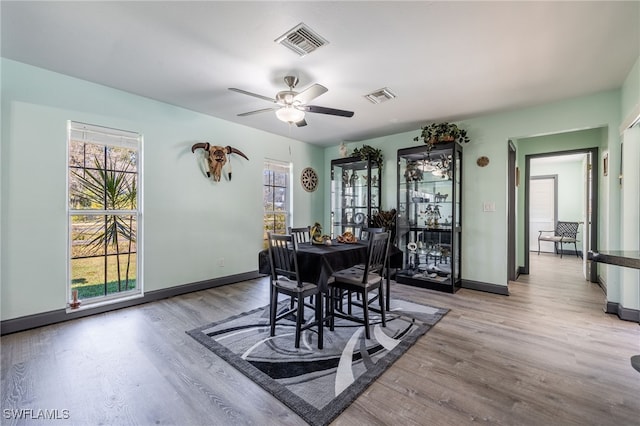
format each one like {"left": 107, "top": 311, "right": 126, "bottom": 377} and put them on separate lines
{"left": 67, "top": 122, "right": 142, "bottom": 307}
{"left": 263, "top": 160, "right": 291, "bottom": 244}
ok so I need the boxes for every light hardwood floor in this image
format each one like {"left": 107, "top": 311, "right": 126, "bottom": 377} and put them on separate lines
{"left": 2, "top": 253, "right": 639, "bottom": 425}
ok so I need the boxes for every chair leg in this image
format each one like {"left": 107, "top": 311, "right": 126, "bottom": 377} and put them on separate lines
{"left": 362, "top": 289, "right": 370, "bottom": 339}
{"left": 379, "top": 285, "right": 386, "bottom": 327}
{"left": 295, "top": 295, "right": 303, "bottom": 348}
{"left": 538, "top": 239, "right": 540, "bottom": 255}
{"left": 329, "top": 289, "right": 335, "bottom": 331}
{"left": 270, "top": 287, "right": 278, "bottom": 337}
{"left": 385, "top": 268, "right": 392, "bottom": 311}
{"left": 316, "top": 292, "right": 323, "bottom": 350}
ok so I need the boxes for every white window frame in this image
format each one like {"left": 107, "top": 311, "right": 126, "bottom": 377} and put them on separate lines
{"left": 66, "top": 121, "right": 143, "bottom": 310}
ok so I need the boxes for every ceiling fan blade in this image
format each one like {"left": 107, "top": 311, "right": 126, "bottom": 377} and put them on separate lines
{"left": 237, "top": 107, "right": 279, "bottom": 117}
{"left": 295, "top": 118, "right": 307, "bottom": 127}
{"left": 228, "top": 87, "right": 276, "bottom": 103}
{"left": 303, "top": 105, "right": 354, "bottom": 117}
{"left": 294, "top": 84, "right": 328, "bottom": 104}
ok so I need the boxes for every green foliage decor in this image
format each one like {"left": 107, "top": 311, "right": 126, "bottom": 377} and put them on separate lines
{"left": 352, "top": 144, "right": 383, "bottom": 168}
{"left": 413, "top": 122, "right": 470, "bottom": 151}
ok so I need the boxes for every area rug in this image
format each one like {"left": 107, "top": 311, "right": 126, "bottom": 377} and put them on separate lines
{"left": 187, "top": 296, "right": 448, "bottom": 426}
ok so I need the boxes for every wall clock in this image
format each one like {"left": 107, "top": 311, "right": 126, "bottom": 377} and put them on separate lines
{"left": 301, "top": 167, "right": 319, "bottom": 192}
{"left": 476, "top": 156, "right": 490, "bottom": 167}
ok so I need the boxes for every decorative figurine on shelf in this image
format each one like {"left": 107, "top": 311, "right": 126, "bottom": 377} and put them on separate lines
{"left": 342, "top": 170, "right": 350, "bottom": 187}
{"left": 433, "top": 205, "right": 441, "bottom": 228}
{"left": 425, "top": 204, "right": 434, "bottom": 228}
{"left": 349, "top": 170, "right": 359, "bottom": 187}
{"left": 407, "top": 242, "right": 417, "bottom": 271}
{"left": 434, "top": 192, "right": 448, "bottom": 203}
{"left": 404, "top": 161, "right": 424, "bottom": 182}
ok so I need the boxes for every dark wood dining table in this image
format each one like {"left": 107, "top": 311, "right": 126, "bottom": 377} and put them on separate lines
{"left": 258, "top": 240, "right": 402, "bottom": 305}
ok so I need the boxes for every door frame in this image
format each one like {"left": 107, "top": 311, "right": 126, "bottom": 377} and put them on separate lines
{"left": 507, "top": 141, "right": 517, "bottom": 281}
{"left": 522, "top": 147, "right": 598, "bottom": 282}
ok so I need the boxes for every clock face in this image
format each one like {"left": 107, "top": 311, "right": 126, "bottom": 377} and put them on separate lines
{"left": 301, "top": 167, "right": 319, "bottom": 192}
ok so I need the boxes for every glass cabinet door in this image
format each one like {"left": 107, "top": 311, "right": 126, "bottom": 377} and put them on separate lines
{"left": 331, "top": 156, "right": 381, "bottom": 239}
{"left": 396, "top": 142, "right": 462, "bottom": 293}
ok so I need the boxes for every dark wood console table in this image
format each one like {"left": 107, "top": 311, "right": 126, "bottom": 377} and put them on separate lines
{"left": 588, "top": 250, "right": 640, "bottom": 373}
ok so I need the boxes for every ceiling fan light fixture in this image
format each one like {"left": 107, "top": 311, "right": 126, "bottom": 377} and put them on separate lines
{"left": 276, "top": 106, "right": 305, "bottom": 124}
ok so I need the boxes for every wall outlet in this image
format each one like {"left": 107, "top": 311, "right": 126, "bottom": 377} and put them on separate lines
{"left": 217, "top": 257, "right": 225, "bottom": 267}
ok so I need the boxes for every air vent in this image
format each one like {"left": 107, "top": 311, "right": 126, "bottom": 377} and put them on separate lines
{"left": 275, "top": 23, "right": 329, "bottom": 57}
{"left": 364, "top": 87, "right": 397, "bottom": 104}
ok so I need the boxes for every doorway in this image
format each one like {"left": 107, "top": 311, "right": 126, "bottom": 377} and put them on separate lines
{"left": 522, "top": 148, "right": 598, "bottom": 282}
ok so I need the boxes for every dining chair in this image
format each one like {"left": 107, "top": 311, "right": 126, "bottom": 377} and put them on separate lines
{"left": 360, "top": 227, "right": 384, "bottom": 241}
{"left": 288, "top": 226, "right": 311, "bottom": 244}
{"left": 329, "top": 231, "right": 390, "bottom": 339}
{"left": 267, "top": 232, "right": 324, "bottom": 349}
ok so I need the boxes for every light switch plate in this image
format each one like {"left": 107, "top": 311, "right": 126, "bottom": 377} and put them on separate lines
{"left": 483, "top": 201, "right": 496, "bottom": 212}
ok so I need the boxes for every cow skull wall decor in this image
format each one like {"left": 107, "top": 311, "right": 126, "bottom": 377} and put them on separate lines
{"left": 191, "top": 142, "right": 249, "bottom": 182}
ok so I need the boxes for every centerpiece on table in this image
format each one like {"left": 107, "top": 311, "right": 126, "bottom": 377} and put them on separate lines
{"left": 310, "top": 222, "right": 332, "bottom": 245}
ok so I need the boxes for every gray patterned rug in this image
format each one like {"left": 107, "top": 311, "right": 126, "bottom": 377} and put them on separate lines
{"left": 187, "top": 296, "right": 447, "bottom": 426}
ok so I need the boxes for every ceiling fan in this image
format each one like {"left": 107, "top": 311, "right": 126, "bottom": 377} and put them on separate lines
{"left": 228, "top": 76, "right": 354, "bottom": 127}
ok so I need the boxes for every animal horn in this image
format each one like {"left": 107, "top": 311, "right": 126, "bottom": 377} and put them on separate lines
{"left": 191, "top": 142, "right": 210, "bottom": 153}
{"left": 226, "top": 146, "right": 249, "bottom": 161}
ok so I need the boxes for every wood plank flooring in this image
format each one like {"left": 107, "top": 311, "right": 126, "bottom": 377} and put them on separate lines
{"left": 2, "top": 253, "right": 639, "bottom": 425}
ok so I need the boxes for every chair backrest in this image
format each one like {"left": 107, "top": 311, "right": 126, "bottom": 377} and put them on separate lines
{"left": 267, "top": 232, "right": 302, "bottom": 286}
{"left": 555, "top": 221, "right": 579, "bottom": 238}
{"left": 288, "top": 226, "right": 311, "bottom": 244}
{"left": 360, "top": 227, "right": 384, "bottom": 241}
{"left": 362, "top": 231, "right": 390, "bottom": 279}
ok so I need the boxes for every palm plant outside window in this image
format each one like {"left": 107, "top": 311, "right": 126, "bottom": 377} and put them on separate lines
{"left": 68, "top": 122, "right": 142, "bottom": 305}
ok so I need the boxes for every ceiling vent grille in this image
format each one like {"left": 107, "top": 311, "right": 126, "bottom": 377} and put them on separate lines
{"left": 275, "top": 23, "right": 329, "bottom": 57}
{"left": 364, "top": 87, "right": 397, "bottom": 104}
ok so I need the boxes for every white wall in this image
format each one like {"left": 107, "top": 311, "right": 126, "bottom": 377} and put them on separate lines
{"left": 1, "top": 59, "right": 324, "bottom": 320}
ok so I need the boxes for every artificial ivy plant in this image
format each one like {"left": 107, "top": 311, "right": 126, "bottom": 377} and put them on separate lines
{"left": 413, "top": 122, "right": 470, "bottom": 151}
{"left": 352, "top": 144, "right": 384, "bottom": 168}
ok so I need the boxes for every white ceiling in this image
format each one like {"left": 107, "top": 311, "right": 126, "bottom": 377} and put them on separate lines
{"left": 2, "top": 1, "right": 638, "bottom": 147}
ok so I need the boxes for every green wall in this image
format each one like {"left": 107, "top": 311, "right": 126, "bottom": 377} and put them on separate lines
{"left": 2, "top": 50, "right": 639, "bottom": 322}
{"left": 1, "top": 58, "right": 324, "bottom": 320}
